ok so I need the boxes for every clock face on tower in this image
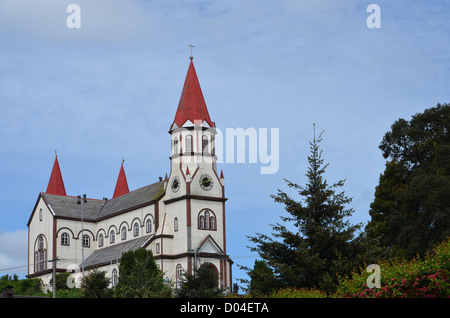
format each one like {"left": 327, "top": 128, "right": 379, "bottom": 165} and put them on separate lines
{"left": 199, "top": 174, "right": 213, "bottom": 191}
{"left": 171, "top": 176, "right": 180, "bottom": 193}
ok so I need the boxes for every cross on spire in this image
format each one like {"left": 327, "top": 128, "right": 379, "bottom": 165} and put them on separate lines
{"left": 188, "top": 43, "right": 195, "bottom": 59}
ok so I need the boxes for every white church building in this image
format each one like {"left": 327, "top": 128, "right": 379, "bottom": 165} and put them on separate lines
{"left": 26, "top": 57, "right": 233, "bottom": 292}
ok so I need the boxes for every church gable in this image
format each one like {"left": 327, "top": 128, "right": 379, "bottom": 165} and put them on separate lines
{"left": 198, "top": 235, "right": 224, "bottom": 255}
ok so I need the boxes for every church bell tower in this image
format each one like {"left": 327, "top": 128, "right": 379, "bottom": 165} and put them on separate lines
{"left": 164, "top": 56, "right": 230, "bottom": 286}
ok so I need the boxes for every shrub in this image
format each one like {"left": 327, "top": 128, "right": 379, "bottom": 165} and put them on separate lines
{"left": 334, "top": 238, "right": 449, "bottom": 298}
{"left": 270, "top": 287, "right": 327, "bottom": 298}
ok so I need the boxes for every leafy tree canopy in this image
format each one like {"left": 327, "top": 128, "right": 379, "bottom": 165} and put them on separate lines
{"left": 114, "top": 248, "right": 172, "bottom": 298}
{"left": 367, "top": 103, "right": 450, "bottom": 257}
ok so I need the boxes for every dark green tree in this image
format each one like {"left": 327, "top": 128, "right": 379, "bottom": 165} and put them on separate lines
{"left": 367, "top": 103, "right": 450, "bottom": 257}
{"left": 247, "top": 128, "right": 364, "bottom": 293}
{"left": 248, "top": 260, "right": 281, "bottom": 296}
{"left": 114, "top": 248, "right": 172, "bottom": 298}
{"left": 176, "top": 262, "right": 225, "bottom": 298}
{"left": 80, "top": 269, "right": 111, "bottom": 298}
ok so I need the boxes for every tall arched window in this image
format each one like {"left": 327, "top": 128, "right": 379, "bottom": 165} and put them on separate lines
{"left": 174, "top": 217, "right": 178, "bottom": 232}
{"left": 146, "top": 219, "right": 152, "bottom": 233}
{"left": 204, "top": 210, "right": 210, "bottom": 230}
{"left": 185, "top": 134, "right": 193, "bottom": 153}
{"left": 35, "top": 235, "right": 47, "bottom": 272}
{"left": 110, "top": 231, "right": 115, "bottom": 244}
{"left": 121, "top": 227, "right": 127, "bottom": 240}
{"left": 210, "top": 215, "right": 215, "bottom": 230}
{"left": 173, "top": 137, "right": 179, "bottom": 155}
{"left": 112, "top": 269, "right": 118, "bottom": 287}
{"left": 133, "top": 223, "right": 139, "bottom": 237}
{"left": 199, "top": 215, "right": 205, "bottom": 229}
{"left": 99, "top": 234, "right": 104, "bottom": 247}
{"left": 176, "top": 264, "right": 183, "bottom": 289}
{"left": 202, "top": 135, "right": 208, "bottom": 154}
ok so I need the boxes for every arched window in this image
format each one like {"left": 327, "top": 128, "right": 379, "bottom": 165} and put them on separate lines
{"left": 202, "top": 135, "right": 208, "bottom": 154}
{"left": 204, "top": 211, "right": 210, "bottom": 230}
{"left": 82, "top": 234, "right": 90, "bottom": 247}
{"left": 146, "top": 219, "right": 152, "bottom": 233}
{"left": 121, "top": 227, "right": 127, "bottom": 240}
{"left": 174, "top": 217, "right": 178, "bottom": 231}
{"left": 61, "top": 233, "right": 70, "bottom": 246}
{"left": 110, "top": 231, "right": 115, "bottom": 244}
{"left": 99, "top": 234, "right": 104, "bottom": 247}
{"left": 210, "top": 216, "right": 215, "bottom": 230}
{"left": 199, "top": 263, "right": 219, "bottom": 288}
{"left": 39, "top": 208, "right": 43, "bottom": 221}
{"left": 112, "top": 269, "right": 118, "bottom": 287}
{"left": 198, "top": 210, "right": 216, "bottom": 230}
{"left": 35, "top": 235, "right": 47, "bottom": 272}
{"left": 173, "top": 137, "right": 179, "bottom": 155}
{"left": 176, "top": 264, "right": 183, "bottom": 289}
{"left": 199, "top": 215, "right": 205, "bottom": 229}
{"left": 133, "top": 223, "right": 139, "bottom": 237}
{"left": 185, "top": 134, "right": 193, "bottom": 153}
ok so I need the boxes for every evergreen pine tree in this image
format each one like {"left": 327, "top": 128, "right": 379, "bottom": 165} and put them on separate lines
{"left": 247, "top": 126, "right": 364, "bottom": 293}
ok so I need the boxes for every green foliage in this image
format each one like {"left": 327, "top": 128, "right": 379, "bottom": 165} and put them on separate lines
{"left": 50, "top": 272, "right": 72, "bottom": 291}
{"left": 49, "top": 288, "right": 84, "bottom": 298}
{"left": 249, "top": 260, "right": 281, "bottom": 296}
{"left": 0, "top": 274, "right": 44, "bottom": 296}
{"left": 80, "top": 269, "right": 112, "bottom": 298}
{"left": 270, "top": 287, "right": 327, "bottom": 298}
{"left": 114, "top": 248, "right": 172, "bottom": 298}
{"left": 368, "top": 103, "right": 450, "bottom": 257}
{"left": 334, "top": 238, "right": 450, "bottom": 298}
{"left": 176, "top": 262, "right": 225, "bottom": 298}
{"left": 247, "top": 128, "right": 364, "bottom": 294}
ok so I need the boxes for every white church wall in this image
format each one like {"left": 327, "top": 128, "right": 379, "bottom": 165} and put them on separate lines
{"left": 28, "top": 197, "right": 54, "bottom": 276}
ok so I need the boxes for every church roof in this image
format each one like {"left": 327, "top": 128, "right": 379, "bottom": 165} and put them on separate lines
{"left": 83, "top": 234, "right": 153, "bottom": 269}
{"left": 39, "top": 181, "right": 164, "bottom": 222}
{"left": 45, "top": 155, "right": 66, "bottom": 196}
{"left": 112, "top": 162, "right": 130, "bottom": 198}
{"left": 171, "top": 59, "right": 214, "bottom": 129}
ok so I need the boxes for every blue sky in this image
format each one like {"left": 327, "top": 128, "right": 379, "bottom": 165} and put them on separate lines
{"left": 0, "top": 0, "right": 449, "bottom": 286}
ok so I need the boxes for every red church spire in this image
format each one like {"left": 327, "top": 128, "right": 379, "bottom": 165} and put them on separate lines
{"left": 46, "top": 154, "right": 67, "bottom": 196}
{"left": 113, "top": 161, "right": 130, "bottom": 198}
{"left": 171, "top": 59, "right": 214, "bottom": 129}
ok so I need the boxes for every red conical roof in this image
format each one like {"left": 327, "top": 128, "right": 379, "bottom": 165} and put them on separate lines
{"left": 46, "top": 155, "right": 67, "bottom": 196}
{"left": 113, "top": 162, "right": 130, "bottom": 198}
{"left": 172, "top": 59, "right": 214, "bottom": 129}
